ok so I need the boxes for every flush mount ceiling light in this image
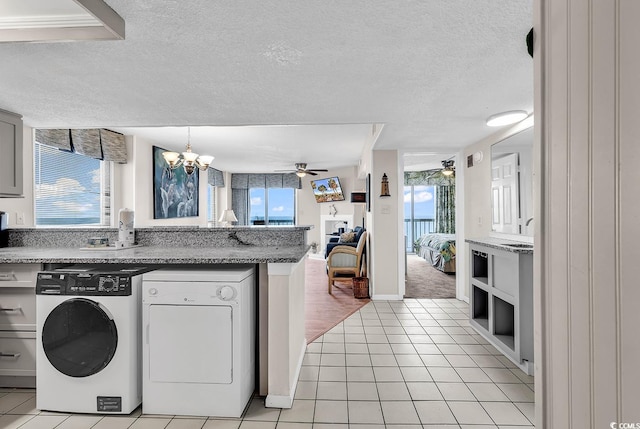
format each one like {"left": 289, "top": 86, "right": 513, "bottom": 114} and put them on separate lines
{"left": 162, "top": 127, "right": 214, "bottom": 176}
{"left": 0, "top": 0, "right": 125, "bottom": 43}
{"left": 486, "top": 110, "right": 528, "bottom": 127}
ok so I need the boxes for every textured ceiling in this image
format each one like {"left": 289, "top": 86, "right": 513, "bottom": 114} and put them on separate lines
{"left": 0, "top": 0, "right": 533, "bottom": 173}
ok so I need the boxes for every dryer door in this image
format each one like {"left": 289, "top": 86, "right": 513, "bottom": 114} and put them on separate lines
{"left": 41, "top": 298, "right": 118, "bottom": 378}
{"left": 148, "top": 304, "right": 233, "bottom": 384}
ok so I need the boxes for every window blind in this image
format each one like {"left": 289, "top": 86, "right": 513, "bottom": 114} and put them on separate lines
{"left": 34, "top": 143, "right": 111, "bottom": 226}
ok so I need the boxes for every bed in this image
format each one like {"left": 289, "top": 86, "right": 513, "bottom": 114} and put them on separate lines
{"left": 414, "top": 233, "right": 456, "bottom": 273}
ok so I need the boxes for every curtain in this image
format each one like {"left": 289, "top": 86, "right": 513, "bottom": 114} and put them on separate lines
{"left": 231, "top": 188, "right": 249, "bottom": 225}
{"left": 435, "top": 185, "right": 455, "bottom": 233}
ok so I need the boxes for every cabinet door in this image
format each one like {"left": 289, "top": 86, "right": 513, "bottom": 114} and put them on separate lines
{"left": 0, "top": 109, "right": 23, "bottom": 197}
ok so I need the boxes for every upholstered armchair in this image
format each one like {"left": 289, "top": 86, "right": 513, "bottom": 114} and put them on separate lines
{"left": 325, "top": 226, "right": 365, "bottom": 257}
{"left": 326, "top": 231, "right": 368, "bottom": 294}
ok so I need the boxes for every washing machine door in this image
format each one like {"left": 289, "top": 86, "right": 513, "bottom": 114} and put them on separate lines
{"left": 41, "top": 298, "right": 118, "bottom": 378}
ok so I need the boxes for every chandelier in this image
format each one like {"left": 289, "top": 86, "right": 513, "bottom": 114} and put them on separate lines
{"left": 162, "top": 127, "right": 214, "bottom": 175}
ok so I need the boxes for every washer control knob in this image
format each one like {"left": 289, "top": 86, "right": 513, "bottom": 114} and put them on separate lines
{"left": 148, "top": 288, "right": 158, "bottom": 296}
{"left": 217, "top": 285, "right": 236, "bottom": 301}
{"left": 99, "top": 276, "right": 117, "bottom": 292}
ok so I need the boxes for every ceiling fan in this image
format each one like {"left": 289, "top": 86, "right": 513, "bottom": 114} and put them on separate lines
{"left": 422, "top": 158, "right": 455, "bottom": 179}
{"left": 276, "top": 163, "right": 328, "bottom": 178}
{"left": 440, "top": 159, "right": 455, "bottom": 176}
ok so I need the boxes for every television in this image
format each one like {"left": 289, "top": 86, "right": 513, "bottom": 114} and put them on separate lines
{"left": 309, "top": 176, "right": 346, "bottom": 203}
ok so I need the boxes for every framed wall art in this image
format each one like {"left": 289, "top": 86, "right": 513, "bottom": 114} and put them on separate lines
{"left": 152, "top": 145, "right": 199, "bottom": 219}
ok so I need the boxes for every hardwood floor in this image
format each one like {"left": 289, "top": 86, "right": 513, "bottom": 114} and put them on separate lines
{"left": 305, "top": 257, "right": 370, "bottom": 343}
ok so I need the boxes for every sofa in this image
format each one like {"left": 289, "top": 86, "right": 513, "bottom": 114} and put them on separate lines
{"left": 325, "top": 226, "right": 366, "bottom": 257}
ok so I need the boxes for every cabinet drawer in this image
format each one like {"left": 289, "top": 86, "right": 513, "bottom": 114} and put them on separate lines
{"left": 0, "top": 264, "right": 40, "bottom": 288}
{"left": 0, "top": 331, "right": 36, "bottom": 376}
{"left": 0, "top": 287, "right": 36, "bottom": 331}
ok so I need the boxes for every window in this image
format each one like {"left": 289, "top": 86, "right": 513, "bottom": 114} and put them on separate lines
{"left": 249, "top": 188, "right": 295, "bottom": 225}
{"left": 34, "top": 143, "right": 111, "bottom": 226}
{"left": 403, "top": 185, "right": 435, "bottom": 252}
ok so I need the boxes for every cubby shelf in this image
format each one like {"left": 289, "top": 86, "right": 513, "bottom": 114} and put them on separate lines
{"left": 467, "top": 242, "right": 534, "bottom": 375}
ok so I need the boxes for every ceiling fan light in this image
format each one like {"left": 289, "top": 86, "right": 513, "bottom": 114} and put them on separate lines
{"left": 486, "top": 110, "right": 528, "bottom": 127}
{"left": 442, "top": 167, "right": 455, "bottom": 176}
{"left": 296, "top": 171, "right": 306, "bottom": 178}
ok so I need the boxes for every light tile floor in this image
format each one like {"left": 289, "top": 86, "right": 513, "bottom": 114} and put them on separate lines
{"left": 0, "top": 299, "right": 535, "bottom": 428}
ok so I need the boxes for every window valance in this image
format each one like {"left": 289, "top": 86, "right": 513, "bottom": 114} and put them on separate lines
{"left": 207, "top": 168, "right": 225, "bottom": 187}
{"left": 404, "top": 171, "right": 455, "bottom": 187}
{"left": 231, "top": 173, "right": 301, "bottom": 189}
{"left": 35, "top": 128, "right": 128, "bottom": 163}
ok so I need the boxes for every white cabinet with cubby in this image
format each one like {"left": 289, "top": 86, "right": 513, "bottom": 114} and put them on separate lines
{"left": 468, "top": 240, "right": 533, "bottom": 375}
{"left": 0, "top": 264, "right": 40, "bottom": 387}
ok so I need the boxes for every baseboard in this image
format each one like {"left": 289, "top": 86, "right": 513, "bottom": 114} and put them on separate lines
{"left": 0, "top": 375, "right": 35, "bottom": 388}
{"left": 371, "top": 294, "right": 403, "bottom": 301}
{"left": 265, "top": 337, "right": 306, "bottom": 409}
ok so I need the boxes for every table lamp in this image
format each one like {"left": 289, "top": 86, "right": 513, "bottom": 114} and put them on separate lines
{"left": 218, "top": 209, "right": 238, "bottom": 227}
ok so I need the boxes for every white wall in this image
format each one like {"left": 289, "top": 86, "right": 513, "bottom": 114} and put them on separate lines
{"left": 535, "top": 0, "right": 640, "bottom": 424}
{"left": 369, "top": 149, "right": 403, "bottom": 299}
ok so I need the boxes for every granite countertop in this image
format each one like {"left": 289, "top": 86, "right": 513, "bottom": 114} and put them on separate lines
{"left": 465, "top": 237, "right": 534, "bottom": 254}
{"left": 0, "top": 245, "right": 310, "bottom": 264}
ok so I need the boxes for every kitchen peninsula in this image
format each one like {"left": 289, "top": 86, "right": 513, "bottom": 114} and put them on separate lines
{"left": 0, "top": 225, "right": 312, "bottom": 409}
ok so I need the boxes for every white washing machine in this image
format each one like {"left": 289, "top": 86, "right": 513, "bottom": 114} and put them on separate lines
{"left": 142, "top": 265, "right": 255, "bottom": 417}
{"left": 35, "top": 265, "right": 148, "bottom": 414}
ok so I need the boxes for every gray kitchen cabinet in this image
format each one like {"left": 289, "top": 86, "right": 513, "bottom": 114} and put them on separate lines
{"left": 0, "top": 264, "right": 40, "bottom": 388}
{"left": 0, "top": 109, "right": 23, "bottom": 197}
{"left": 468, "top": 242, "right": 534, "bottom": 375}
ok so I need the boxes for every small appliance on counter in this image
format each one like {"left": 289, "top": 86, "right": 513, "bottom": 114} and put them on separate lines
{"left": 116, "top": 208, "right": 135, "bottom": 248}
{"left": 0, "top": 211, "right": 8, "bottom": 248}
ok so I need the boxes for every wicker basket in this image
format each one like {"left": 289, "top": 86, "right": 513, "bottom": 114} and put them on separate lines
{"left": 352, "top": 277, "right": 369, "bottom": 299}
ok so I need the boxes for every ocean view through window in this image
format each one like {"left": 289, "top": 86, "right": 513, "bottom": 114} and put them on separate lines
{"left": 404, "top": 185, "right": 435, "bottom": 252}
{"left": 250, "top": 187, "right": 295, "bottom": 225}
{"left": 34, "top": 143, "right": 111, "bottom": 226}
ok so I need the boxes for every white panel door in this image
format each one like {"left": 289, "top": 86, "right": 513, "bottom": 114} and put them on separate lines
{"left": 491, "top": 153, "right": 520, "bottom": 234}
{"left": 149, "top": 304, "right": 232, "bottom": 384}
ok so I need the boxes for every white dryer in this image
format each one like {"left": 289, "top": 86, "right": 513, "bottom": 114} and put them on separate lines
{"left": 35, "top": 266, "right": 148, "bottom": 414}
{"left": 142, "top": 265, "right": 255, "bottom": 417}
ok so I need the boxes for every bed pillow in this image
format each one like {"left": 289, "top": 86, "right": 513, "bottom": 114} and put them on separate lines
{"left": 340, "top": 232, "right": 356, "bottom": 243}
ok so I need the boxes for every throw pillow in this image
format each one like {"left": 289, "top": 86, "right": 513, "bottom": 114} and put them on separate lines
{"left": 340, "top": 232, "right": 356, "bottom": 243}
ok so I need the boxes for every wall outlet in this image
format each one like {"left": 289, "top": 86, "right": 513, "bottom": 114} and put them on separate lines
{"left": 16, "top": 212, "right": 25, "bottom": 225}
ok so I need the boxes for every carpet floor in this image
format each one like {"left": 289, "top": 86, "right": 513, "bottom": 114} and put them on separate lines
{"left": 404, "top": 253, "right": 456, "bottom": 298}
{"left": 304, "top": 257, "right": 370, "bottom": 343}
